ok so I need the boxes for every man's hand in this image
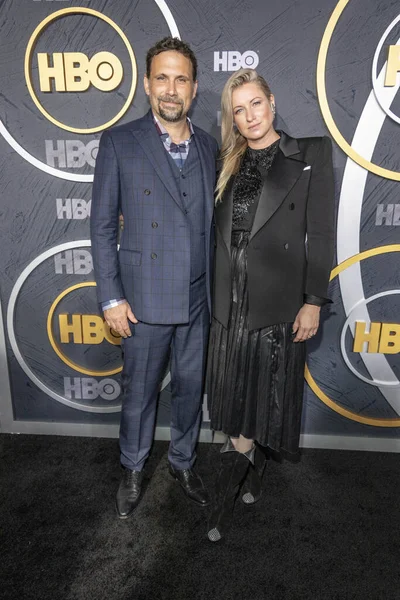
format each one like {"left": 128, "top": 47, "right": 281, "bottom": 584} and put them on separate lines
{"left": 292, "top": 304, "right": 320, "bottom": 343}
{"left": 104, "top": 302, "right": 138, "bottom": 338}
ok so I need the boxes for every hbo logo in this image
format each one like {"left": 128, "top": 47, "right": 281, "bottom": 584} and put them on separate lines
{"left": 45, "top": 140, "right": 99, "bottom": 168}
{"left": 54, "top": 250, "right": 93, "bottom": 275}
{"left": 38, "top": 52, "right": 123, "bottom": 92}
{"left": 64, "top": 377, "right": 121, "bottom": 401}
{"left": 214, "top": 51, "right": 259, "bottom": 72}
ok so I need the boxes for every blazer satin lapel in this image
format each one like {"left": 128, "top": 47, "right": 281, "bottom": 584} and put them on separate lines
{"left": 131, "top": 124, "right": 184, "bottom": 212}
{"left": 194, "top": 134, "right": 215, "bottom": 224}
{"left": 216, "top": 177, "right": 234, "bottom": 255}
{"left": 250, "top": 149, "right": 306, "bottom": 241}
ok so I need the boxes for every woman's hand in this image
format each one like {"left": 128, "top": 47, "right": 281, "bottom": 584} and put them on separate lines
{"left": 292, "top": 304, "right": 321, "bottom": 342}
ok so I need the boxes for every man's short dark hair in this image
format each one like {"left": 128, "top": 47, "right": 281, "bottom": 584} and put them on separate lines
{"left": 146, "top": 37, "right": 198, "bottom": 81}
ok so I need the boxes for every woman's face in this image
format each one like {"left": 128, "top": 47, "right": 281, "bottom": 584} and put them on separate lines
{"left": 231, "top": 82, "right": 277, "bottom": 149}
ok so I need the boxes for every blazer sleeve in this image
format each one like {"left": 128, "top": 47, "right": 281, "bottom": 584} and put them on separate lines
{"left": 305, "top": 136, "right": 335, "bottom": 301}
{"left": 90, "top": 130, "right": 124, "bottom": 307}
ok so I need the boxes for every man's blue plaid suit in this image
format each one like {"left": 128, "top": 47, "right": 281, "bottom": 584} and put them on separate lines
{"left": 91, "top": 110, "right": 219, "bottom": 471}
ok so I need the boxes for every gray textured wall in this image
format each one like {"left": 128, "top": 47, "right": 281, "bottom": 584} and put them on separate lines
{"left": 1, "top": 0, "right": 399, "bottom": 443}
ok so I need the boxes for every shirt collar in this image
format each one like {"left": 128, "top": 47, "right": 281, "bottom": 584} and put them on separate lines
{"left": 153, "top": 112, "right": 194, "bottom": 142}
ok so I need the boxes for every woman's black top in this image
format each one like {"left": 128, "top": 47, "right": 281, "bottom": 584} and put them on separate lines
{"left": 232, "top": 140, "right": 280, "bottom": 230}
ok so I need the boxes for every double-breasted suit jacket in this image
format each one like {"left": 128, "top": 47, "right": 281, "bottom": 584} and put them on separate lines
{"left": 91, "top": 110, "right": 219, "bottom": 324}
{"left": 213, "top": 132, "right": 335, "bottom": 331}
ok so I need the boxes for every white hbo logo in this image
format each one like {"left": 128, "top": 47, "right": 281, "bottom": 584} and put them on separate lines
{"left": 64, "top": 378, "right": 121, "bottom": 401}
{"left": 45, "top": 140, "right": 99, "bottom": 168}
{"left": 214, "top": 51, "right": 259, "bottom": 72}
{"left": 56, "top": 199, "right": 91, "bottom": 220}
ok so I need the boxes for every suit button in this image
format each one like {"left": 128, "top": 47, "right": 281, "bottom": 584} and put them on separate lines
{"left": 183, "top": 192, "right": 187, "bottom": 197}
{"left": 289, "top": 203, "right": 295, "bottom": 210}
{"left": 181, "top": 174, "right": 186, "bottom": 179}
{"left": 152, "top": 222, "right": 158, "bottom": 228}
{"left": 144, "top": 189, "right": 151, "bottom": 195}
{"left": 151, "top": 253, "right": 157, "bottom": 259}
{"left": 284, "top": 243, "right": 289, "bottom": 250}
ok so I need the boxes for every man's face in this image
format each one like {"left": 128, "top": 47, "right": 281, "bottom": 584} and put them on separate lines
{"left": 144, "top": 50, "right": 197, "bottom": 123}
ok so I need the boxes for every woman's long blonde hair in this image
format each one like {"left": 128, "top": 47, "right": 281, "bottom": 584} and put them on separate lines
{"left": 215, "top": 69, "right": 273, "bottom": 203}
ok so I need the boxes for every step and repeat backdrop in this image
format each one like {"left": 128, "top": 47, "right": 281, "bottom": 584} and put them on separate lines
{"left": 0, "top": 0, "right": 399, "bottom": 448}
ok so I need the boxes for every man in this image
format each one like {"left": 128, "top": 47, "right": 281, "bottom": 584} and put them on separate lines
{"left": 91, "top": 37, "right": 218, "bottom": 518}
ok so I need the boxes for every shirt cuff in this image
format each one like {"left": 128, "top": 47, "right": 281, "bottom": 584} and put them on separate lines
{"left": 304, "top": 294, "right": 332, "bottom": 307}
{"left": 101, "top": 298, "right": 126, "bottom": 311}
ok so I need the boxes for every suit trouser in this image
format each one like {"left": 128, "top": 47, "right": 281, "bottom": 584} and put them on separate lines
{"left": 119, "top": 275, "right": 209, "bottom": 471}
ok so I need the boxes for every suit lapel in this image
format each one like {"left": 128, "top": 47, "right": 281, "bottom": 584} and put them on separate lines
{"left": 130, "top": 114, "right": 184, "bottom": 212}
{"left": 250, "top": 133, "right": 306, "bottom": 241}
{"left": 216, "top": 177, "right": 234, "bottom": 255}
{"left": 194, "top": 132, "right": 215, "bottom": 225}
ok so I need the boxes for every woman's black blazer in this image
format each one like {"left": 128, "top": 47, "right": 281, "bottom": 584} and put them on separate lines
{"left": 213, "top": 131, "right": 335, "bottom": 330}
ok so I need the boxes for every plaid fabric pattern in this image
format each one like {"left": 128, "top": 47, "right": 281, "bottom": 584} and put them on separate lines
{"left": 92, "top": 110, "right": 218, "bottom": 322}
{"left": 119, "top": 273, "right": 209, "bottom": 470}
{"left": 153, "top": 114, "right": 194, "bottom": 170}
{"left": 100, "top": 115, "right": 195, "bottom": 312}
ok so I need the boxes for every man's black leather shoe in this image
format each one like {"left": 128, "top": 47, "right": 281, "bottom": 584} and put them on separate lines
{"left": 116, "top": 469, "right": 143, "bottom": 519}
{"left": 169, "top": 465, "right": 210, "bottom": 506}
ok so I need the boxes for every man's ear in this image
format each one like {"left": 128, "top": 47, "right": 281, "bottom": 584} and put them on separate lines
{"left": 192, "top": 80, "right": 198, "bottom": 99}
{"left": 144, "top": 75, "right": 150, "bottom": 96}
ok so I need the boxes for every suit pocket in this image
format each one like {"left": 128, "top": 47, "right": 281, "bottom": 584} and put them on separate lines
{"left": 118, "top": 248, "right": 142, "bottom": 266}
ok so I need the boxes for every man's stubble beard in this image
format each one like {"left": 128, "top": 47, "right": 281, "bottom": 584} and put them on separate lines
{"left": 157, "top": 100, "right": 185, "bottom": 123}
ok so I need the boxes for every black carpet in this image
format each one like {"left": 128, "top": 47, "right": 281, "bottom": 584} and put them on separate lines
{"left": 1, "top": 434, "right": 399, "bottom": 600}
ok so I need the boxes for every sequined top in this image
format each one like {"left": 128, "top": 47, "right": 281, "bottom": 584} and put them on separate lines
{"left": 232, "top": 139, "right": 280, "bottom": 230}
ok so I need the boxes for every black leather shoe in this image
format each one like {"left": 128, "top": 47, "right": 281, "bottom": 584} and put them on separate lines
{"left": 116, "top": 469, "right": 143, "bottom": 519}
{"left": 169, "top": 465, "right": 210, "bottom": 507}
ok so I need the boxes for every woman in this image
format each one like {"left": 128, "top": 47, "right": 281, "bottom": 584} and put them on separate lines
{"left": 206, "top": 69, "right": 335, "bottom": 542}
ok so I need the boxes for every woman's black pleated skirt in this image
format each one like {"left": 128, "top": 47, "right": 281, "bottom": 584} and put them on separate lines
{"left": 207, "top": 230, "right": 306, "bottom": 461}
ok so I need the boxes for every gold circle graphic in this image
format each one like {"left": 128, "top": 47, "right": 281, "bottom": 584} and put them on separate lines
{"left": 317, "top": 0, "right": 400, "bottom": 181}
{"left": 24, "top": 7, "right": 137, "bottom": 134}
{"left": 305, "top": 245, "right": 400, "bottom": 427}
{"left": 47, "top": 281, "right": 122, "bottom": 376}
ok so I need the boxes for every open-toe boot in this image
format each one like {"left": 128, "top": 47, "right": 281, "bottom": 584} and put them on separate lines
{"left": 207, "top": 438, "right": 254, "bottom": 542}
{"left": 240, "top": 444, "right": 268, "bottom": 506}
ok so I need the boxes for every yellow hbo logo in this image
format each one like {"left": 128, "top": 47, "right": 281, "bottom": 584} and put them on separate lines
{"left": 47, "top": 282, "right": 123, "bottom": 377}
{"left": 385, "top": 45, "right": 400, "bottom": 87}
{"left": 353, "top": 322, "right": 400, "bottom": 354}
{"left": 38, "top": 52, "right": 123, "bottom": 93}
{"left": 58, "top": 314, "right": 121, "bottom": 345}
{"left": 305, "top": 246, "right": 400, "bottom": 427}
{"left": 25, "top": 7, "right": 137, "bottom": 134}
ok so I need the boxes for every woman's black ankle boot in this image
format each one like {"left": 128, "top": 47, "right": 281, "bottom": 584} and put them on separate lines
{"left": 207, "top": 438, "right": 254, "bottom": 542}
